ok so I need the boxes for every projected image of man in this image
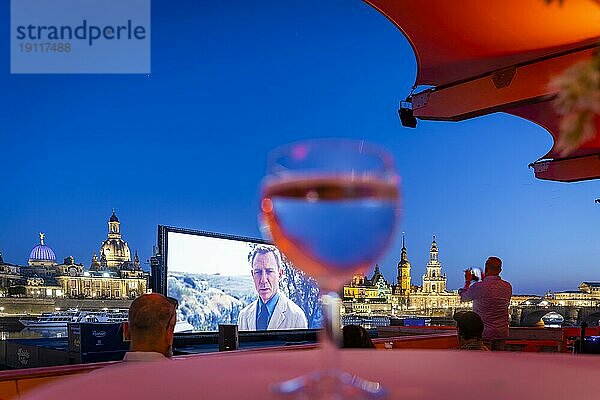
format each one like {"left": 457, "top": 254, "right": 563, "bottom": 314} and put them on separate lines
{"left": 238, "top": 247, "right": 307, "bottom": 330}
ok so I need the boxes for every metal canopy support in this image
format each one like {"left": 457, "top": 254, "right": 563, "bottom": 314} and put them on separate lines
{"left": 412, "top": 48, "right": 597, "bottom": 121}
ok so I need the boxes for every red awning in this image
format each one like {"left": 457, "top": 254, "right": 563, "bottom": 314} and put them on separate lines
{"left": 507, "top": 101, "right": 600, "bottom": 181}
{"left": 366, "top": 0, "right": 600, "bottom": 182}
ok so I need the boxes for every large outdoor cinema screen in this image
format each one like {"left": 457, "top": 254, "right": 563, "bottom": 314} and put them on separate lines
{"left": 162, "top": 227, "right": 321, "bottom": 332}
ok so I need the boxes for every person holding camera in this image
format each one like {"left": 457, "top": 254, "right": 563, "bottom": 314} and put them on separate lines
{"left": 459, "top": 256, "right": 512, "bottom": 351}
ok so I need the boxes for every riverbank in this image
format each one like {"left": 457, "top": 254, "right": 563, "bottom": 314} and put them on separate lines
{"left": 0, "top": 298, "right": 133, "bottom": 315}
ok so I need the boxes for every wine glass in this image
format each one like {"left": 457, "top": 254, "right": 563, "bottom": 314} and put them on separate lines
{"left": 260, "top": 139, "right": 400, "bottom": 398}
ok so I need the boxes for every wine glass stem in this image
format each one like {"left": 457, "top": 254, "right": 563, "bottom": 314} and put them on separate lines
{"left": 321, "top": 290, "right": 342, "bottom": 377}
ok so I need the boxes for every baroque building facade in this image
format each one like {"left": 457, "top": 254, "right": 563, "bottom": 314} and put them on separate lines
{"left": 545, "top": 282, "right": 600, "bottom": 307}
{"left": 342, "top": 265, "right": 393, "bottom": 317}
{"left": 408, "top": 236, "right": 460, "bottom": 311}
{"left": 342, "top": 235, "right": 461, "bottom": 318}
{"left": 342, "top": 235, "right": 600, "bottom": 326}
{"left": 0, "top": 252, "right": 21, "bottom": 297}
{"left": 0, "top": 212, "right": 147, "bottom": 300}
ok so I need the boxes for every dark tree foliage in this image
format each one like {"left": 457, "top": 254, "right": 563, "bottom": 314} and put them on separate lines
{"left": 279, "top": 254, "right": 322, "bottom": 329}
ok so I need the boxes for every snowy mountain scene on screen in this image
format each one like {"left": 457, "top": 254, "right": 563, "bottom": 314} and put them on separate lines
{"left": 168, "top": 260, "right": 322, "bottom": 331}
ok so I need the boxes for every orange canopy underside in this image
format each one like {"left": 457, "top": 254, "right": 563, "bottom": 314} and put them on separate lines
{"left": 366, "top": 0, "right": 600, "bottom": 181}
{"left": 366, "top": 0, "right": 600, "bottom": 86}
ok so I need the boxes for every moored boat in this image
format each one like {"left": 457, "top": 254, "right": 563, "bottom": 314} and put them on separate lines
{"left": 19, "top": 309, "right": 128, "bottom": 329}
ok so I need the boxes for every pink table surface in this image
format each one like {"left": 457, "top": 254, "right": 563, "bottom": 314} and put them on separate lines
{"left": 22, "top": 348, "right": 600, "bottom": 400}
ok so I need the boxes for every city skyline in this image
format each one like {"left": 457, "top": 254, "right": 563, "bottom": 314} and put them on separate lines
{"left": 1, "top": 0, "right": 599, "bottom": 295}
{"left": 0, "top": 211, "right": 145, "bottom": 269}
{"left": 0, "top": 218, "right": 593, "bottom": 297}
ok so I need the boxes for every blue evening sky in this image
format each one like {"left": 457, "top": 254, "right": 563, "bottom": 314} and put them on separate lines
{"left": 1, "top": 0, "right": 598, "bottom": 295}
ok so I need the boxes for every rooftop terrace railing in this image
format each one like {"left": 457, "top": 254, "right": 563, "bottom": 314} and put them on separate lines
{"left": 2, "top": 326, "right": 600, "bottom": 399}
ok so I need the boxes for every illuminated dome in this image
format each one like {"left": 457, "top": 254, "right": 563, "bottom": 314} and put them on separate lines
{"left": 100, "top": 239, "right": 131, "bottom": 264}
{"left": 28, "top": 233, "right": 57, "bottom": 266}
{"left": 100, "top": 211, "right": 131, "bottom": 270}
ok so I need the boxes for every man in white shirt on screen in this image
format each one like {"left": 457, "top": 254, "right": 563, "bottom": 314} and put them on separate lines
{"left": 238, "top": 246, "right": 308, "bottom": 330}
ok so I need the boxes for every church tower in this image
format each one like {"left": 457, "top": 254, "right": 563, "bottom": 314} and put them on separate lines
{"left": 100, "top": 210, "right": 131, "bottom": 271}
{"left": 108, "top": 210, "right": 121, "bottom": 238}
{"left": 133, "top": 251, "right": 141, "bottom": 270}
{"left": 397, "top": 234, "right": 411, "bottom": 297}
{"left": 422, "top": 235, "right": 447, "bottom": 293}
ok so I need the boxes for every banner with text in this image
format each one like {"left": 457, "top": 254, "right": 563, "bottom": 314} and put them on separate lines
{"left": 11, "top": 0, "right": 151, "bottom": 73}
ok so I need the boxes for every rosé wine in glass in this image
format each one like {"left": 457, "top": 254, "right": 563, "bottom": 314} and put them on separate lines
{"left": 261, "top": 139, "right": 400, "bottom": 399}
{"left": 262, "top": 176, "right": 398, "bottom": 290}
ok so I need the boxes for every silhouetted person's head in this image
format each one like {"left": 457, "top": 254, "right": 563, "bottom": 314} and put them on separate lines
{"left": 454, "top": 311, "right": 484, "bottom": 341}
{"left": 124, "top": 293, "right": 177, "bottom": 357}
{"left": 343, "top": 325, "right": 375, "bottom": 349}
{"left": 484, "top": 256, "right": 502, "bottom": 277}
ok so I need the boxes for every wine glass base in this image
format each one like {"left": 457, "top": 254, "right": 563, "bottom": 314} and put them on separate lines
{"left": 271, "top": 370, "right": 387, "bottom": 399}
